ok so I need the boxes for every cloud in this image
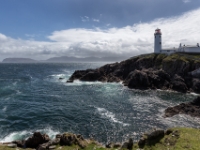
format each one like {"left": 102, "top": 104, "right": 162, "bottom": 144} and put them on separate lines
{"left": 183, "top": 0, "right": 191, "bottom": 3}
{"left": 48, "top": 7, "right": 200, "bottom": 57}
{"left": 0, "top": 7, "right": 200, "bottom": 61}
{"left": 81, "top": 16, "right": 90, "bottom": 22}
{"left": 92, "top": 19, "right": 100, "bottom": 22}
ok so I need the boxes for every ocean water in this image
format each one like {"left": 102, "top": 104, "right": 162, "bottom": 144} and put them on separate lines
{"left": 0, "top": 63, "right": 199, "bottom": 143}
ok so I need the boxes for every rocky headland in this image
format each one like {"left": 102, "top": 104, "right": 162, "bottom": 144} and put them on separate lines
{"left": 68, "top": 53, "right": 200, "bottom": 93}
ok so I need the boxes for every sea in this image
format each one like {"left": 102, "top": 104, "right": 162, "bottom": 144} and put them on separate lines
{"left": 0, "top": 62, "right": 200, "bottom": 144}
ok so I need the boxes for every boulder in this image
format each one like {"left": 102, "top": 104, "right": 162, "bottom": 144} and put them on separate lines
{"left": 60, "top": 133, "right": 86, "bottom": 149}
{"left": 25, "top": 132, "right": 50, "bottom": 148}
{"left": 121, "top": 138, "right": 133, "bottom": 150}
{"left": 170, "top": 74, "right": 188, "bottom": 93}
{"left": 138, "top": 129, "right": 164, "bottom": 147}
{"left": 147, "top": 130, "right": 165, "bottom": 141}
{"left": 124, "top": 70, "right": 150, "bottom": 89}
{"left": 191, "top": 78, "right": 200, "bottom": 93}
{"left": 164, "top": 97, "right": 200, "bottom": 118}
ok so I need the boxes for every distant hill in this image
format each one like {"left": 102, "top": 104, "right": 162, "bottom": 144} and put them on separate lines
{"left": 45, "top": 56, "right": 127, "bottom": 62}
{"left": 1, "top": 56, "right": 129, "bottom": 63}
{"left": 2, "top": 58, "right": 37, "bottom": 63}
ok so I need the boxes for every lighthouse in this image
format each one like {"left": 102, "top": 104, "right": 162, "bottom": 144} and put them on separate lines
{"left": 154, "top": 28, "right": 162, "bottom": 53}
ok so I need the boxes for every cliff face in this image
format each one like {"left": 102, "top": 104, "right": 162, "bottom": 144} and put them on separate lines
{"left": 68, "top": 53, "right": 200, "bottom": 93}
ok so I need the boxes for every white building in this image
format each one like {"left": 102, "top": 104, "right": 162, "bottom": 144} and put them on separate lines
{"left": 154, "top": 28, "right": 200, "bottom": 54}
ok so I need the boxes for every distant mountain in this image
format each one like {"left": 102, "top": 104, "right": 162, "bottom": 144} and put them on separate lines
{"left": 46, "top": 56, "right": 127, "bottom": 62}
{"left": 1, "top": 56, "right": 129, "bottom": 63}
{"left": 2, "top": 58, "right": 37, "bottom": 63}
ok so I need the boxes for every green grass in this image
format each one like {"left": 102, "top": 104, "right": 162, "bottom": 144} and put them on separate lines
{"left": 132, "top": 127, "right": 200, "bottom": 150}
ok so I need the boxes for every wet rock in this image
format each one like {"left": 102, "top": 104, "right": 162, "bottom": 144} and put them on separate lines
{"left": 25, "top": 132, "right": 50, "bottom": 148}
{"left": 164, "top": 96, "right": 200, "bottom": 118}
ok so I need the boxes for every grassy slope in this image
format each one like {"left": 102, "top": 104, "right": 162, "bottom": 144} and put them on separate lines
{"left": 133, "top": 127, "right": 200, "bottom": 150}
{"left": 1, "top": 128, "right": 200, "bottom": 150}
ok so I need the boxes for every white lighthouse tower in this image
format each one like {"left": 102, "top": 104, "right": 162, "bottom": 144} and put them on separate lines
{"left": 154, "top": 28, "right": 162, "bottom": 53}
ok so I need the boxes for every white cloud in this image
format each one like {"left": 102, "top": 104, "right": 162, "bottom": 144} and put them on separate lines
{"left": 81, "top": 16, "right": 90, "bottom": 22}
{"left": 0, "top": 7, "right": 200, "bottom": 61}
{"left": 183, "top": 0, "right": 191, "bottom": 3}
{"left": 92, "top": 19, "right": 100, "bottom": 22}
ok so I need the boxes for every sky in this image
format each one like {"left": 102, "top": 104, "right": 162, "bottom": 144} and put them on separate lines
{"left": 0, "top": 0, "right": 200, "bottom": 61}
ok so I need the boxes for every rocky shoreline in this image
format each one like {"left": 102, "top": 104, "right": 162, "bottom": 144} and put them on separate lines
{"left": 67, "top": 53, "right": 200, "bottom": 93}
{"left": 0, "top": 128, "right": 186, "bottom": 150}
{"left": 164, "top": 96, "right": 200, "bottom": 118}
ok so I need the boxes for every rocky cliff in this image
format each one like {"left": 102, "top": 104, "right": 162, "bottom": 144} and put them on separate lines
{"left": 68, "top": 53, "right": 200, "bottom": 93}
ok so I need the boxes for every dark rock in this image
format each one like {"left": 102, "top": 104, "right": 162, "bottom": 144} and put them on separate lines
{"left": 25, "top": 132, "right": 50, "bottom": 148}
{"left": 164, "top": 96, "right": 200, "bottom": 118}
{"left": 12, "top": 140, "right": 25, "bottom": 147}
{"left": 170, "top": 74, "right": 188, "bottom": 93}
{"left": 60, "top": 133, "right": 76, "bottom": 146}
{"left": 138, "top": 129, "right": 164, "bottom": 147}
{"left": 66, "top": 80, "right": 73, "bottom": 83}
{"left": 105, "top": 142, "right": 113, "bottom": 148}
{"left": 138, "top": 137, "right": 146, "bottom": 147}
{"left": 107, "top": 75, "right": 121, "bottom": 82}
{"left": 147, "top": 130, "right": 165, "bottom": 140}
{"left": 124, "top": 70, "right": 150, "bottom": 89}
{"left": 121, "top": 138, "right": 133, "bottom": 150}
{"left": 60, "top": 133, "right": 86, "bottom": 149}
{"left": 80, "top": 71, "right": 102, "bottom": 81}
{"left": 113, "top": 143, "right": 121, "bottom": 148}
{"left": 191, "top": 78, "right": 200, "bottom": 93}
{"left": 165, "top": 129, "right": 173, "bottom": 135}
{"left": 59, "top": 77, "right": 64, "bottom": 80}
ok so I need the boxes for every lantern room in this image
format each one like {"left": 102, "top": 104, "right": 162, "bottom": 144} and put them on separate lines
{"left": 155, "top": 29, "right": 162, "bottom": 35}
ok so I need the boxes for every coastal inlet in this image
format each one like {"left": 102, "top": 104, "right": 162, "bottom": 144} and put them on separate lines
{"left": 0, "top": 63, "right": 199, "bottom": 144}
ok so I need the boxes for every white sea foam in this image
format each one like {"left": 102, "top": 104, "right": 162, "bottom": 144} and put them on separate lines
{"left": 95, "top": 107, "right": 129, "bottom": 126}
{"left": 0, "top": 130, "right": 31, "bottom": 142}
{"left": 66, "top": 80, "right": 123, "bottom": 87}
{"left": 2, "top": 106, "right": 7, "bottom": 112}
{"left": 49, "top": 74, "right": 66, "bottom": 77}
{"left": 0, "top": 128, "right": 60, "bottom": 142}
{"left": 37, "top": 127, "right": 60, "bottom": 139}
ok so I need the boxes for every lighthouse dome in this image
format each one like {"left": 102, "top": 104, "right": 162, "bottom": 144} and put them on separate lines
{"left": 154, "top": 28, "right": 162, "bottom": 35}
